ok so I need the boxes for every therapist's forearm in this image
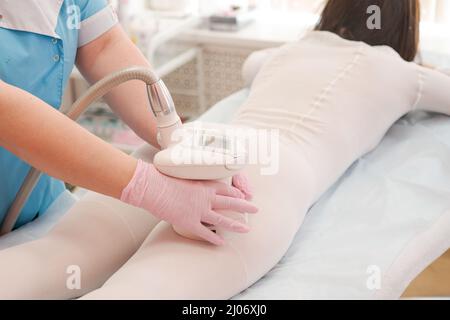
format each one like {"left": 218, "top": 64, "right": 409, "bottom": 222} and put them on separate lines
{"left": 0, "top": 81, "right": 137, "bottom": 199}
{"left": 76, "top": 25, "right": 159, "bottom": 148}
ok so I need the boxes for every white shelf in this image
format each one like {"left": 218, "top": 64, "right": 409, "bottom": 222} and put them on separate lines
{"left": 179, "top": 12, "right": 450, "bottom": 66}
{"left": 179, "top": 11, "right": 318, "bottom": 49}
{"left": 71, "top": 15, "right": 202, "bottom": 80}
{"left": 145, "top": 15, "right": 201, "bottom": 60}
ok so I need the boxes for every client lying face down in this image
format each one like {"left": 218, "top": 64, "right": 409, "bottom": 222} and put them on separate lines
{"left": 1, "top": 0, "right": 449, "bottom": 299}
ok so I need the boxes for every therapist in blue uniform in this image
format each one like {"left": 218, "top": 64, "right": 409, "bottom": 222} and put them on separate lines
{"left": 0, "top": 0, "right": 154, "bottom": 228}
{"left": 0, "top": 0, "right": 252, "bottom": 234}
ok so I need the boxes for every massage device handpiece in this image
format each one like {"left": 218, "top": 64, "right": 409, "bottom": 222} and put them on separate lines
{"left": 145, "top": 72, "right": 248, "bottom": 243}
{"left": 153, "top": 124, "right": 248, "bottom": 242}
{"left": 147, "top": 79, "right": 182, "bottom": 149}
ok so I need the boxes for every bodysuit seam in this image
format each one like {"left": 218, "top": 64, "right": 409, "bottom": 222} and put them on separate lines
{"left": 301, "top": 43, "right": 365, "bottom": 124}
{"left": 295, "top": 43, "right": 365, "bottom": 197}
{"left": 412, "top": 66, "right": 425, "bottom": 111}
{"left": 227, "top": 240, "right": 251, "bottom": 287}
{"left": 95, "top": 200, "right": 141, "bottom": 247}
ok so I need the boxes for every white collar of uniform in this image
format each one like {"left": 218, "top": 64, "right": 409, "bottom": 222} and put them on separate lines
{"left": 0, "top": 0, "right": 64, "bottom": 39}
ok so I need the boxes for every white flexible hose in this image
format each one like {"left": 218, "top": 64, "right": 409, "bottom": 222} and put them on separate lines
{"left": 0, "top": 67, "right": 170, "bottom": 235}
{"left": 68, "top": 67, "right": 159, "bottom": 120}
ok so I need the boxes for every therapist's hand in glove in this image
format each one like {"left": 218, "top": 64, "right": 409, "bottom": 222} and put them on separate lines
{"left": 120, "top": 160, "right": 258, "bottom": 245}
{"left": 232, "top": 173, "right": 253, "bottom": 201}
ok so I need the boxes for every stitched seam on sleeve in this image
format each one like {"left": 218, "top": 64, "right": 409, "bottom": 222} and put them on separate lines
{"left": 412, "top": 66, "right": 425, "bottom": 111}
{"left": 78, "top": 4, "right": 118, "bottom": 47}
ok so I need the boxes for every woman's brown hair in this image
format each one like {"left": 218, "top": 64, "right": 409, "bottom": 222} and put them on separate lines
{"left": 315, "top": 0, "right": 420, "bottom": 61}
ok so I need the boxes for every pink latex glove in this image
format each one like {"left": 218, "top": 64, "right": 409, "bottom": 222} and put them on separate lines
{"left": 121, "top": 160, "right": 259, "bottom": 245}
{"left": 232, "top": 173, "right": 253, "bottom": 201}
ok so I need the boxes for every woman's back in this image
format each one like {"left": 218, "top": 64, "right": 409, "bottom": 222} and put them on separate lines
{"left": 235, "top": 31, "right": 436, "bottom": 200}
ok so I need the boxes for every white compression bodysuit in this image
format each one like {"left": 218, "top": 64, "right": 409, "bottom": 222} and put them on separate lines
{"left": 0, "top": 31, "right": 449, "bottom": 299}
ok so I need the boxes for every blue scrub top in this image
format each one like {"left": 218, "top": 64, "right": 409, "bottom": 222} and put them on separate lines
{"left": 0, "top": 0, "right": 111, "bottom": 228}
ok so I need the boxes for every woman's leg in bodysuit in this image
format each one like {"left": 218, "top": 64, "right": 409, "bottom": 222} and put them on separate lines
{"left": 0, "top": 146, "right": 161, "bottom": 300}
{"left": 82, "top": 140, "right": 314, "bottom": 299}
